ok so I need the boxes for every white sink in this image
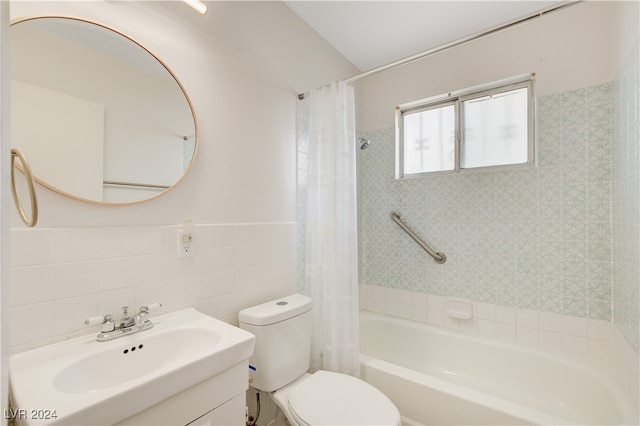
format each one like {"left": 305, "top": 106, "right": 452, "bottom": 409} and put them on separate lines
{"left": 10, "top": 308, "right": 255, "bottom": 425}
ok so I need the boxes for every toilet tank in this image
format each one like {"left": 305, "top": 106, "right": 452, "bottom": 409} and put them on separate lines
{"left": 239, "top": 294, "right": 312, "bottom": 392}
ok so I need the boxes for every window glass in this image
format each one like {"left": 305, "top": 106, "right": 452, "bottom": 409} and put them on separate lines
{"left": 461, "top": 87, "right": 529, "bottom": 168}
{"left": 402, "top": 104, "right": 455, "bottom": 174}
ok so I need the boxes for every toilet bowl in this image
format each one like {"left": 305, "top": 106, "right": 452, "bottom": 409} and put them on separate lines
{"left": 274, "top": 371, "right": 400, "bottom": 426}
{"left": 239, "top": 294, "right": 400, "bottom": 426}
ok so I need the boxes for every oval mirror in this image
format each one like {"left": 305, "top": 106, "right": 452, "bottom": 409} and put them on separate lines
{"left": 10, "top": 16, "right": 197, "bottom": 205}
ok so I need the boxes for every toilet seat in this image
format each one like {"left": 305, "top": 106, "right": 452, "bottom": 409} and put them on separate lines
{"left": 287, "top": 370, "right": 400, "bottom": 426}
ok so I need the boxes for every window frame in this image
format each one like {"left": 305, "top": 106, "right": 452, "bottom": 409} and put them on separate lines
{"left": 396, "top": 74, "right": 535, "bottom": 179}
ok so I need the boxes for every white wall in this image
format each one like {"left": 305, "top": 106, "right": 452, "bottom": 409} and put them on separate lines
{"left": 6, "top": 1, "right": 358, "bottom": 353}
{"left": 611, "top": 0, "right": 640, "bottom": 71}
{"left": 357, "top": 1, "right": 615, "bottom": 132}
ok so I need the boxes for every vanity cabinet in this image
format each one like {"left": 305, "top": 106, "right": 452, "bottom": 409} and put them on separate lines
{"left": 187, "top": 394, "right": 245, "bottom": 426}
{"left": 117, "top": 361, "right": 248, "bottom": 426}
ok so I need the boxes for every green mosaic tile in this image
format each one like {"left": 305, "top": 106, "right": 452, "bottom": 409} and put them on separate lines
{"left": 297, "top": 78, "right": 635, "bottom": 328}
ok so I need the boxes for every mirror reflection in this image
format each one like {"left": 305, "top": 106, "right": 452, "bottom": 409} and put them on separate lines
{"left": 11, "top": 17, "right": 197, "bottom": 204}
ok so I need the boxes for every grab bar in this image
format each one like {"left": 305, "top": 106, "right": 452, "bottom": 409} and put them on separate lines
{"left": 103, "top": 180, "right": 169, "bottom": 189}
{"left": 390, "top": 211, "right": 446, "bottom": 264}
{"left": 10, "top": 148, "right": 38, "bottom": 227}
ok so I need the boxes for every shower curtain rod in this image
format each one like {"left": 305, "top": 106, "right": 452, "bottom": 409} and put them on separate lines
{"left": 297, "top": 0, "right": 582, "bottom": 100}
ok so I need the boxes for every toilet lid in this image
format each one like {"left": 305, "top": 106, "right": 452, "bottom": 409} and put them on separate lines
{"left": 288, "top": 370, "right": 400, "bottom": 426}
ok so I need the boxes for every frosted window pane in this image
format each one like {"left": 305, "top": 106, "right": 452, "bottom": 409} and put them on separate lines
{"left": 461, "top": 87, "right": 528, "bottom": 168}
{"left": 403, "top": 104, "right": 455, "bottom": 174}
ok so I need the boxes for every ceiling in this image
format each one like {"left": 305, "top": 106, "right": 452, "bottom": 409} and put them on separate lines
{"left": 285, "top": 1, "right": 568, "bottom": 72}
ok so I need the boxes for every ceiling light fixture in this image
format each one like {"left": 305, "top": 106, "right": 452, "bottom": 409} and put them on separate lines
{"left": 182, "top": 0, "right": 207, "bottom": 15}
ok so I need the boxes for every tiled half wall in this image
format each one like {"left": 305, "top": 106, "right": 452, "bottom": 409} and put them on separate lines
{"left": 9, "top": 223, "right": 296, "bottom": 353}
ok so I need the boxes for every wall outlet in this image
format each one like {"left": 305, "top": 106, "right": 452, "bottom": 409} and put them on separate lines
{"left": 177, "top": 230, "right": 195, "bottom": 258}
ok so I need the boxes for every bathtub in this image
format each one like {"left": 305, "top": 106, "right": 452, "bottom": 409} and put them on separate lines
{"left": 359, "top": 311, "right": 638, "bottom": 425}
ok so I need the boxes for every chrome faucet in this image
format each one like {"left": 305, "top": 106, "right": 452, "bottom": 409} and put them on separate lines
{"left": 85, "top": 303, "right": 163, "bottom": 342}
{"left": 118, "top": 306, "right": 135, "bottom": 328}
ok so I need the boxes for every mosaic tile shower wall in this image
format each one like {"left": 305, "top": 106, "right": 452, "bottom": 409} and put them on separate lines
{"left": 612, "top": 39, "right": 640, "bottom": 353}
{"left": 358, "top": 82, "right": 614, "bottom": 321}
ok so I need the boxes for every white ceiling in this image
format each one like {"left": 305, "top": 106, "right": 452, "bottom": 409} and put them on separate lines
{"left": 285, "top": 1, "right": 567, "bottom": 72}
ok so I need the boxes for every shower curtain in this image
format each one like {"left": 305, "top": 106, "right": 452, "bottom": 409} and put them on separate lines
{"left": 305, "top": 80, "right": 360, "bottom": 376}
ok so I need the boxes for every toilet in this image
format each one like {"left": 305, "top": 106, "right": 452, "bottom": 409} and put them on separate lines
{"left": 239, "top": 294, "right": 400, "bottom": 426}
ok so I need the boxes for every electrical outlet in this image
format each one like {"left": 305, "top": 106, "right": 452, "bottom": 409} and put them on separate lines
{"left": 177, "top": 230, "right": 195, "bottom": 258}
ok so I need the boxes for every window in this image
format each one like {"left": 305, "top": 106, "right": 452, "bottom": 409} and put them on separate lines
{"left": 396, "top": 75, "right": 534, "bottom": 178}
{"left": 402, "top": 102, "right": 456, "bottom": 174}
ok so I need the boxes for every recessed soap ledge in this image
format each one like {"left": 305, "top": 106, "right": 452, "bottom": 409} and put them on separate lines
{"left": 445, "top": 297, "right": 473, "bottom": 320}
{"left": 9, "top": 308, "right": 255, "bottom": 425}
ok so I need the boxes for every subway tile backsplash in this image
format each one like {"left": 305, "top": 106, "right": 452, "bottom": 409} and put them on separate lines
{"left": 9, "top": 223, "right": 297, "bottom": 353}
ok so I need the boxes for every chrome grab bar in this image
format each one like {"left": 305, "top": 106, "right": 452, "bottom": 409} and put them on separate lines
{"left": 103, "top": 180, "right": 169, "bottom": 189}
{"left": 390, "top": 211, "right": 446, "bottom": 264}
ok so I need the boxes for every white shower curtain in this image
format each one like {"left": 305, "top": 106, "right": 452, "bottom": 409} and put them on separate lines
{"left": 305, "top": 80, "right": 360, "bottom": 376}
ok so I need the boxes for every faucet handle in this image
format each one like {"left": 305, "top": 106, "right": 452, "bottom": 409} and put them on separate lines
{"left": 141, "top": 302, "right": 163, "bottom": 313}
{"left": 101, "top": 314, "right": 115, "bottom": 332}
{"left": 84, "top": 315, "right": 105, "bottom": 326}
{"left": 84, "top": 314, "right": 116, "bottom": 333}
{"left": 135, "top": 302, "right": 162, "bottom": 325}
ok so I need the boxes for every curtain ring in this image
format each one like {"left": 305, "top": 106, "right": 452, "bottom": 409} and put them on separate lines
{"left": 10, "top": 148, "right": 38, "bottom": 227}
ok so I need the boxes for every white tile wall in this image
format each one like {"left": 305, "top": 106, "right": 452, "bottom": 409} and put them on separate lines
{"left": 360, "top": 283, "right": 617, "bottom": 363}
{"left": 9, "top": 223, "right": 297, "bottom": 354}
{"left": 612, "top": 39, "right": 640, "bottom": 354}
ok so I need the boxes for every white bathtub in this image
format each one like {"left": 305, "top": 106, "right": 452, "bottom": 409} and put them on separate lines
{"left": 359, "top": 311, "right": 638, "bottom": 425}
